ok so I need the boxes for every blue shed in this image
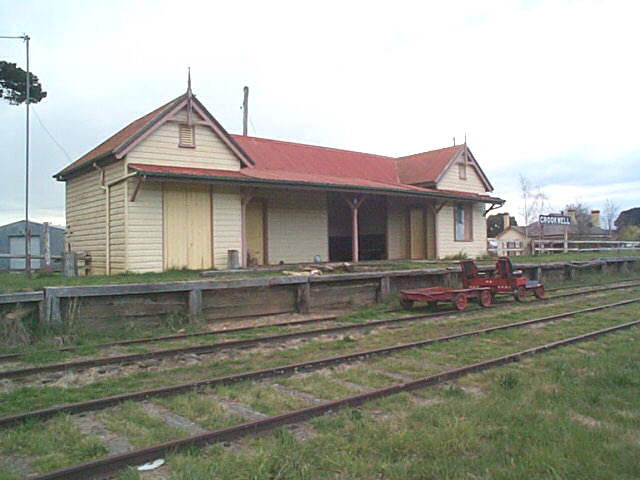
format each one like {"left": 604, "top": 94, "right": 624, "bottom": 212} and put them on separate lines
{"left": 0, "top": 220, "right": 65, "bottom": 271}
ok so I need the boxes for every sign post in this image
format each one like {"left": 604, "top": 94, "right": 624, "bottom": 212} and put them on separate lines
{"left": 539, "top": 215, "right": 571, "bottom": 254}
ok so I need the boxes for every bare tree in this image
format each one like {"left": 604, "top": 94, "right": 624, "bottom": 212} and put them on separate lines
{"left": 601, "top": 199, "right": 620, "bottom": 236}
{"left": 518, "top": 174, "right": 548, "bottom": 239}
{"left": 565, "top": 202, "right": 592, "bottom": 235}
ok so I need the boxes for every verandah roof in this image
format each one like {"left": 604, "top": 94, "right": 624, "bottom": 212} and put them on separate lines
{"left": 128, "top": 163, "right": 504, "bottom": 204}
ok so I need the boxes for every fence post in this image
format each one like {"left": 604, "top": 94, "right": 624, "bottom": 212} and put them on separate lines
{"left": 63, "top": 252, "right": 78, "bottom": 277}
{"left": 377, "top": 276, "right": 391, "bottom": 302}
{"left": 563, "top": 263, "right": 574, "bottom": 281}
{"left": 296, "top": 282, "right": 311, "bottom": 313}
{"left": 43, "top": 222, "right": 51, "bottom": 271}
{"left": 42, "top": 289, "right": 62, "bottom": 324}
{"left": 531, "top": 266, "right": 543, "bottom": 282}
{"left": 188, "top": 289, "right": 203, "bottom": 318}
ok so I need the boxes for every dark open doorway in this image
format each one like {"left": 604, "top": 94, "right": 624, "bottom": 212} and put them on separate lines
{"left": 327, "top": 193, "right": 387, "bottom": 261}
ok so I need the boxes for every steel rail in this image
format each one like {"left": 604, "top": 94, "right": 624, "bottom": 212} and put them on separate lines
{"left": 1, "top": 279, "right": 638, "bottom": 365}
{"left": 545, "top": 277, "right": 640, "bottom": 292}
{"left": 1, "top": 283, "right": 638, "bottom": 380}
{"left": 0, "top": 313, "right": 343, "bottom": 362}
{"left": 2, "top": 297, "right": 638, "bottom": 429}
{"left": 30, "top": 318, "right": 640, "bottom": 480}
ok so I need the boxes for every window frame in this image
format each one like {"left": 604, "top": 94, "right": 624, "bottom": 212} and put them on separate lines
{"left": 458, "top": 162, "right": 467, "bottom": 180}
{"left": 454, "top": 204, "right": 473, "bottom": 242}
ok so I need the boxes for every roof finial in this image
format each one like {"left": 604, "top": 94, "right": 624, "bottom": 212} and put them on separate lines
{"left": 464, "top": 132, "right": 467, "bottom": 145}
{"left": 187, "top": 67, "right": 192, "bottom": 95}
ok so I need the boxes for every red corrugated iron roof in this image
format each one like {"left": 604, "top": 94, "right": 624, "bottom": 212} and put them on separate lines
{"left": 395, "top": 145, "right": 463, "bottom": 185}
{"left": 129, "top": 163, "right": 502, "bottom": 203}
{"left": 231, "top": 135, "right": 398, "bottom": 185}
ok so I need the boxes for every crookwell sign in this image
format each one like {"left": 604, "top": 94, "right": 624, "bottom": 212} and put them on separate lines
{"left": 539, "top": 215, "right": 571, "bottom": 226}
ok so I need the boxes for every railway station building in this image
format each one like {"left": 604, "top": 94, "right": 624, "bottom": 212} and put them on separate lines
{"left": 54, "top": 89, "right": 504, "bottom": 275}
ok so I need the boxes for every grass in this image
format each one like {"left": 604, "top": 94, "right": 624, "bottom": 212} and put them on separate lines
{"left": 213, "top": 382, "right": 311, "bottom": 415}
{"left": 157, "top": 392, "right": 245, "bottom": 431}
{"left": 0, "top": 415, "right": 107, "bottom": 475}
{"left": 118, "top": 317, "right": 640, "bottom": 480}
{"left": 98, "top": 401, "right": 188, "bottom": 448}
{"left": 0, "top": 268, "right": 275, "bottom": 294}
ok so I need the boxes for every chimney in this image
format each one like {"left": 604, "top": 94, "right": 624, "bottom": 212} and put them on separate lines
{"left": 501, "top": 212, "right": 510, "bottom": 230}
{"left": 242, "top": 86, "right": 249, "bottom": 136}
{"left": 567, "top": 208, "right": 576, "bottom": 224}
{"left": 591, "top": 210, "right": 601, "bottom": 228}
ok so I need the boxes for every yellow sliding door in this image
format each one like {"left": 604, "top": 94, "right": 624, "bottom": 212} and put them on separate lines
{"left": 409, "top": 207, "right": 426, "bottom": 259}
{"left": 163, "top": 184, "right": 212, "bottom": 270}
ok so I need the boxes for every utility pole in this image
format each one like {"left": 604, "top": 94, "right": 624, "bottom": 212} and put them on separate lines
{"left": 0, "top": 34, "right": 31, "bottom": 277}
{"left": 242, "top": 86, "right": 249, "bottom": 136}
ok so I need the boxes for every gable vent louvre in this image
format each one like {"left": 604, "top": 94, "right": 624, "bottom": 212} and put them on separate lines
{"left": 179, "top": 124, "right": 195, "bottom": 148}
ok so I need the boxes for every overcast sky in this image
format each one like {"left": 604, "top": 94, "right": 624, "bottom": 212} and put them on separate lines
{"left": 1, "top": 0, "right": 639, "bottom": 227}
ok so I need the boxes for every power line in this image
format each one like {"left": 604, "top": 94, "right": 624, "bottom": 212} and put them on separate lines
{"left": 31, "top": 106, "right": 72, "bottom": 161}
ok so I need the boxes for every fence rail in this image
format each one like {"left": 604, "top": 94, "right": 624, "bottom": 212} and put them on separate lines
{"left": 534, "top": 239, "right": 640, "bottom": 254}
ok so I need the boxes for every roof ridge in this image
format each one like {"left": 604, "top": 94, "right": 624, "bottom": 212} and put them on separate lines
{"left": 231, "top": 134, "right": 395, "bottom": 160}
{"left": 395, "top": 144, "right": 462, "bottom": 160}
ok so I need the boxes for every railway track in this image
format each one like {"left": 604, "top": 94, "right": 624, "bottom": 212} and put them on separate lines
{"left": 29, "top": 317, "right": 640, "bottom": 480}
{"left": 1, "top": 278, "right": 638, "bottom": 366}
{"left": 1, "top": 281, "right": 638, "bottom": 381}
{"left": 2, "top": 296, "right": 638, "bottom": 429}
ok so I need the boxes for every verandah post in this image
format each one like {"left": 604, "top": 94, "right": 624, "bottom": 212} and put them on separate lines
{"left": 341, "top": 194, "right": 367, "bottom": 262}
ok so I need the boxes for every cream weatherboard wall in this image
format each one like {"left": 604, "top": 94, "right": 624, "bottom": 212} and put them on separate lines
{"left": 436, "top": 203, "right": 487, "bottom": 258}
{"left": 126, "top": 179, "right": 163, "bottom": 273}
{"left": 65, "top": 161, "right": 127, "bottom": 275}
{"left": 212, "top": 188, "right": 242, "bottom": 269}
{"left": 267, "top": 190, "right": 328, "bottom": 264}
{"left": 125, "top": 109, "right": 241, "bottom": 171}
{"left": 437, "top": 159, "right": 487, "bottom": 194}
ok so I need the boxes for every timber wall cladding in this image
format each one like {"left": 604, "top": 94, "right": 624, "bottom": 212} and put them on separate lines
{"left": 59, "top": 292, "right": 188, "bottom": 330}
{"left": 201, "top": 285, "right": 297, "bottom": 319}
{"left": 65, "top": 162, "right": 126, "bottom": 275}
{"left": 309, "top": 279, "right": 379, "bottom": 309}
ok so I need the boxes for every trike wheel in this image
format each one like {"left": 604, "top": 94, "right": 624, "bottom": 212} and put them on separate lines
{"left": 400, "top": 298, "right": 414, "bottom": 310}
{"left": 513, "top": 286, "right": 527, "bottom": 302}
{"left": 534, "top": 285, "right": 545, "bottom": 299}
{"left": 478, "top": 290, "right": 492, "bottom": 307}
{"left": 452, "top": 293, "right": 468, "bottom": 311}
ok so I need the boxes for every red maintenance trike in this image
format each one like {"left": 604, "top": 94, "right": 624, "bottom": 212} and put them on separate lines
{"left": 399, "top": 285, "right": 492, "bottom": 311}
{"left": 399, "top": 257, "right": 545, "bottom": 311}
{"left": 460, "top": 257, "right": 545, "bottom": 301}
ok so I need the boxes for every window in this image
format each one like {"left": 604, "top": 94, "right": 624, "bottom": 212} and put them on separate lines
{"left": 458, "top": 162, "right": 467, "bottom": 180}
{"left": 454, "top": 204, "right": 473, "bottom": 241}
{"left": 178, "top": 124, "right": 195, "bottom": 148}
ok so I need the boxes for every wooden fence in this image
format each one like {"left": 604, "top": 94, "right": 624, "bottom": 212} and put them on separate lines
{"left": 1, "top": 257, "right": 638, "bottom": 330}
{"left": 533, "top": 239, "right": 640, "bottom": 254}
